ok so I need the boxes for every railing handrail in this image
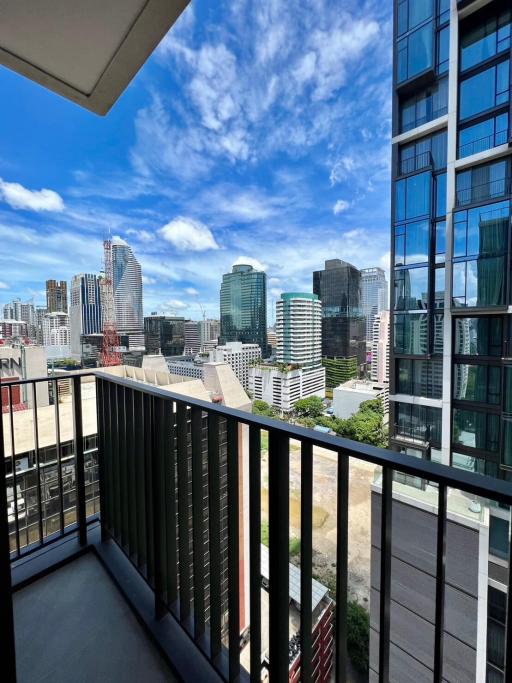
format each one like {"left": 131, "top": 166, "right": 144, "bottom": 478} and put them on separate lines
{"left": 0, "top": 370, "right": 95, "bottom": 387}
{"left": 458, "top": 129, "right": 508, "bottom": 157}
{"left": 94, "top": 370, "right": 512, "bottom": 506}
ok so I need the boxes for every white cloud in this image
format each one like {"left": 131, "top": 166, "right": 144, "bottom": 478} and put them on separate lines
{"left": 0, "top": 280, "right": 9, "bottom": 289}
{"left": 0, "top": 178, "right": 64, "bottom": 212}
{"left": 232, "top": 256, "right": 266, "bottom": 272}
{"left": 112, "top": 235, "right": 128, "bottom": 246}
{"left": 162, "top": 299, "right": 189, "bottom": 311}
{"left": 159, "top": 217, "right": 219, "bottom": 252}
{"left": 333, "top": 199, "right": 350, "bottom": 214}
{"left": 185, "top": 287, "right": 199, "bottom": 296}
{"left": 142, "top": 275, "right": 157, "bottom": 285}
{"left": 126, "top": 228, "right": 153, "bottom": 243}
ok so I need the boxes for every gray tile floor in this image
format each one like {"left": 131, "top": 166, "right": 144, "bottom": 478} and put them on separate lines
{"left": 14, "top": 553, "right": 176, "bottom": 682}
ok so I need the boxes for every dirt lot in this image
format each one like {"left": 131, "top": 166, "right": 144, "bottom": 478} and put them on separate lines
{"left": 261, "top": 439, "right": 376, "bottom": 606}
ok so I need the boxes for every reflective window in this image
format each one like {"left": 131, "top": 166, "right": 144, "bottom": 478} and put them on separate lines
{"left": 394, "top": 313, "right": 428, "bottom": 354}
{"left": 452, "top": 257, "right": 506, "bottom": 308}
{"left": 438, "top": 0, "right": 449, "bottom": 25}
{"left": 435, "top": 220, "right": 446, "bottom": 263}
{"left": 453, "top": 407, "right": 500, "bottom": 452}
{"left": 432, "top": 312, "right": 444, "bottom": 353}
{"left": 399, "top": 130, "right": 447, "bottom": 175}
{"left": 453, "top": 200, "right": 509, "bottom": 258}
{"left": 434, "top": 268, "right": 445, "bottom": 304}
{"left": 395, "top": 171, "right": 431, "bottom": 221}
{"left": 454, "top": 316, "right": 502, "bottom": 356}
{"left": 400, "top": 78, "right": 448, "bottom": 132}
{"left": 397, "top": 358, "right": 443, "bottom": 398}
{"left": 435, "top": 173, "right": 446, "bottom": 217}
{"left": 437, "top": 26, "right": 449, "bottom": 74}
{"left": 397, "top": 22, "right": 434, "bottom": 83}
{"left": 397, "top": 0, "right": 433, "bottom": 36}
{"left": 459, "top": 60, "right": 510, "bottom": 120}
{"left": 394, "top": 267, "right": 429, "bottom": 310}
{"left": 460, "top": 8, "right": 511, "bottom": 71}
{"left": 503, "top": 420, "right": 512, "bottom": 467}
{"left": 395, "top": 402, "right": 442, "bottom": 446}
{"left": 394, "top": 220, "right": 429, "bottom": 266}
{"left": 453, "top": 363, "right": 500, "bottom": 404}
{"left": 458, "top": 112, "right": 509, "bottom": 158}
{"left": 456, "top": 159, "right": 508, "bottom": 207}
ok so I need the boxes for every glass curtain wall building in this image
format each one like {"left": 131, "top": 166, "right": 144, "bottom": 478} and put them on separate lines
{"left": 219, "top": 264, "right": 269, "bottom": 357}
{"left": 387, "top": 0, "right": 512, "bottom": 680}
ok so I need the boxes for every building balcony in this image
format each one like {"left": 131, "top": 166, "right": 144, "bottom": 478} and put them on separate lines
{"left": 2, "top": 371, "right": 512, "bottom": 682}
{"left": 455, "top": 177, "right": 512, "bottom": 207}
{"left": 397, "top": 151, "right": 434, "bottom": 177}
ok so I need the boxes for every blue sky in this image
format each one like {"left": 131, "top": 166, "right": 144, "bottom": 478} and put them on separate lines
{"left": 0, "top": 0, "right": 392, "bottom": 323}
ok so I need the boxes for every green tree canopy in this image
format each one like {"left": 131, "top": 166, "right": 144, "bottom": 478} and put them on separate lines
{"left": 252, "top": 400, "right": 277, "bottom": 418}
{"left": 293, "top": 396, "right": 325, "bottom": 419}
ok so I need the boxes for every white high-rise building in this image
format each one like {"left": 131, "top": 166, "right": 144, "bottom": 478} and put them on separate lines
{"left": 249, "top": 293, "right": 325, "bottom": 411}
{"left": 198, "top": 319, "right": 220, "bottom": 347}
{"left": 371, "top": 310, "right": 390, "bottom": 384}
{"left": 112, "top": 238, "right": 144, "bottom": 350}
{"left": 43, "top": 312, "right": 70, "bottom": 346}
{"left": 184, "top": 321, "right": 201, "bottom": 355}
{"left": 70, "top": 273, "right": 103, "bottom": 357}
{"left": 360, "top": 267, "right": 387, "bottom": 341}
{"left": 3, "top": 299, "right": 37, "bottom": 341}
{"left": 210, "top": 342, "right": 261, "bottom": 390}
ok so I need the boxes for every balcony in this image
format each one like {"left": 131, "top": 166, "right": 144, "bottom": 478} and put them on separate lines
{"left": 397, "top": 151, "right": 433, "bottom": 177}
{"left": 455, "top": 177, "right": 512, "bottom": 207}
{"left": 2, "top": 371, "right": 512, "bottom": 682}
{"left": 458, "top": 130, "right": 509, "bottom": 159}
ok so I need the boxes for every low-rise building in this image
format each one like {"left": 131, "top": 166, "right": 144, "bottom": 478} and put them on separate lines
{"left": 249, "top": 364, "right": 325, "bottom": 412}
{"left": 209, "top": 342, "right": 261, "bottom": 390}
{"left": 332, "top": 378, "right": 388, "bottom": 420}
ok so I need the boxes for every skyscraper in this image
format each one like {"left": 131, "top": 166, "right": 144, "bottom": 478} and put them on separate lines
{"left": 376, "top": 1, "right": 512, "bottom": 680}
{"left": 70, "top": 273, "right": 103, "bottom": 357}
{"left": 144, "top": 315, "right": 185, "bottom": 356}
{"left": 371, "top": 310, "right": 389, "bottom": 385}
{"left": 3, "top": 298, "right": 37, "bottom": 341}
{"left": 184, "top": 321, "right": 201, "bottom": 355}
{"left": 112, "top": 238, "right": 144, "bottom": 350}
{"left": 312, "top": 259, "right": 366, "bottom": 386}
{"left": 360, "top": 267, "right": 388, "bottom": 340}
{"left": 219, "top": 264, "right": 268, "bottom": 356}
{"left": 46, "top": 280, "right": 68, "bottom": 313}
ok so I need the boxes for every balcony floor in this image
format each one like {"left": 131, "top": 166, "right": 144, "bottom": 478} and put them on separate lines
{"left": 13, "top": 553, "right": 176, "bottom": 683}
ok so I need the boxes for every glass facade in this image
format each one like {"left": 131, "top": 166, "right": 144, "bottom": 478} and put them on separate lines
{"left": 396, "top": 358, "right": 443, "bottom": 397}
{"left": 459, "top": 59, "right": 510, "bottom": 120}
{"left": 395, "top": 402, "right": 442, "bottom": 446}
{"left": 399, "top": 78, "right": 448, "bottom": 132}
{"left": 313, "top": 259, "right": 366, "bottom": 366}
{"left": 460, "top": 7, "right": 511, "bottom": 71}
{"left": 219, "top": 264, "right": 268, "bottom": 355}
{"left": 144, "top": 315, "right": 185, "bottom": 356}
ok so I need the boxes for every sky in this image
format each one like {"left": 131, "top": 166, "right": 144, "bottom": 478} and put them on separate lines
{"left": 0, "top": 0, "right": 393, "bottom": 323}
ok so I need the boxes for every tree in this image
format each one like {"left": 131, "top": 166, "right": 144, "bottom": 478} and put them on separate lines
{"left": 252, "top": 399, "right": 277, "bottom": 418}
{"left": 359, "top": 398, "right": 383, "bottom": 416}
{"left": 297, "top": 416, "right": 316, "bottom": 429}
{"left": 347, "top": 601, "right": 369, "bottom": 673}
{"left": 293, "top": 396, "right": 325, "bottom": 419}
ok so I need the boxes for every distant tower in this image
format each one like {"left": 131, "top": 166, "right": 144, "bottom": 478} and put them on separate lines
{"left": 101, "top": 240, "right": 121, "bottom": 367}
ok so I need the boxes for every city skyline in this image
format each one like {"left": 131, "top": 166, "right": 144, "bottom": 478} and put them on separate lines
{"left": 0, "top": 0, "right": 392, "bottom": 320}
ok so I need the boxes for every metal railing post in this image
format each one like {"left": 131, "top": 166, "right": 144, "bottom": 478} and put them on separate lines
{"left": 0, "top": 387, "right": 17, "bottom": 682}
{"left": 72, "top": 376, "right": 87, "bottom": 546}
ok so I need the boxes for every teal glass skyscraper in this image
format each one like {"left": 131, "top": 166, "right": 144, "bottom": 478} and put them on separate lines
{"left": 219, "top": 264, "right": 268, "bottom": 356}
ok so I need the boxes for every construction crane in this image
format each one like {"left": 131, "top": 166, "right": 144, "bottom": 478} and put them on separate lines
{"left": 100, "top": 239, "right": 121, "bottom": 367}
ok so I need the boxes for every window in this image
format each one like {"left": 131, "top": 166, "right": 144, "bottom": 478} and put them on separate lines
{"left": 456, "top": 159, "right": 508, "bottom": 207}
{"left": 395, "top": 402, "right": 442, "bottom": 446}
{"left": 394, "top": 220, "right": 429, "bottom": 266}
{"left": 435, "top": 173, "right": 446, "bottom": 217}
{"left": 434, "top": 268, "right": 445, "bottom": 305}
{"left": 397, "top": 358, "right": 443, "bottom": 398}
{"left": 452, "top": 407, "right": 499, "bottom": 452}
{"left": 460, "top": 8, "right": 511, "bottom": 71}
{"left": 432, "top": 312, "right": 444, "bottom": 353}
{"left": 453, "top": 201, "right": 509, "bottom": 258}
{"left": 435, "top": 220, "right": 446, "bottom": 263}
{"left": 454, "top": 317, "right": 502, "bottom": 356}
{"left": 399, "top": 130, "right": 447, "bottom": 175}
{"left": 394, "top": 312, "right": 428, "bottom": 354}
{"left": 397, "top": 22, "right": 434, "bottom": 83}
{"left": 459, "top": 59, "right": 510, "bottom": 120}
{"left": 397, "top": 0, "right": 433, "bottom": 37}
{"left": 453, "top": 363, "right": 500, "bottom": 404}
{"left": 452, "top": 258, "right": 506, "bottom": 308}
{"left": 458, "top": 112, "right": 509, "bottom": 158}
{"left": 489, "top": 519, "right": 510, "bottom": 563}
{"left": 437, "top": 26, "right": 449, "bottom": 73}
{"left": 400, "top": 78, "right": 448, "bottom": 132}
{"left": 503, "top": 420, "right": 512, "bottom": 466}
{"left": 438, "top": 0, "right": 449, "bottom": 26}
{"left": 394, "top": 266, "right": 429, "bottom": 310}
{"left": 395, "top": 171, "right": 431, "bottom": 221}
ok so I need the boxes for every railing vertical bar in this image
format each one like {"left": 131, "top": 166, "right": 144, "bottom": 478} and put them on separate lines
{"left": 208, "top": 412, "right": 222, "bottom": 664}
{"left": 143, "top": 393, "right": 155, "bottom": 585}
{"left": 111, "top": 382, "right": 121, "bottom": 542}
{"left": 52, "top": 380, "right": 65, "bottom": 536}
{"left": 133, "top": 390, "right": 146, "bottom": 568}
{"left": 268, "top": 428, "right": 289, "bottom": 683}
{"left": 95, "top": 378, "right": 106, "bottom": 541}
{"left": 7, "top": 385, "right": 20, "bottom": 556}
{"left": 164, "top": 399, "right": 178, "bottom": 610}
{"left": 0, "top": 393, "right": 17, "bottom": 682}
{"left": 72, "top": 377, "right": 86, "bottom": 546}
{"left": 433, "top": 482, "right": 447, "bottom": 681}
{"left": 249, "top": 425, "right": 262, "bottom": 683}
{"left": 117, "top": 384, "right": 129, "bottom": 550}
{"left": 31, "top": 382, "right": 44, "bottom": 545}
{"left": 126, "top": 387, "right": 137, "bottom": 559}
{"left": 379, "top": 467, "right": 393, "bottom": 683}
{"left": 227, "top": 417, "right": 240, "bottom": 682}
{"left": 104, "top": 378, "right": 116, "bottom": 539}
{"left": 151, "top": 396, "right": 167, "bottom": 620}
{"left": 191, "top": 406, "right": 206, "bottom": 642}
{"left": 336, "top": 452, "right": 349, "bottom": 682}
{"left": 300, "top": 439, "right": 313, "bottom": 683}
{"left": 177, "top": 402, "right": 191, "bottom": 625}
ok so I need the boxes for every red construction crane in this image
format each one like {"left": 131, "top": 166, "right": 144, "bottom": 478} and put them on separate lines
{"left": 101, "top": 239, "right": 121, "bottom": 367}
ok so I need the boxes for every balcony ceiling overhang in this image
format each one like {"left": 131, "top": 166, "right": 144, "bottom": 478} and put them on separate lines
{"left": 0, "top": 0, "right": 190, "bottom": 115}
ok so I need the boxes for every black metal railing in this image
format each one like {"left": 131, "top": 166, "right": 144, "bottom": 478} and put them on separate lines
{"left": 398, "top": 150, "right": 433, "bottom": 176}
{"left": 456, "top": 177, "right": 511, "bottom": 207}
{"left": 458, "top": 130, "right": 509, "bottom": 159}
{"left": 3, "top": 370, "right": 512, "bottom": 683}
